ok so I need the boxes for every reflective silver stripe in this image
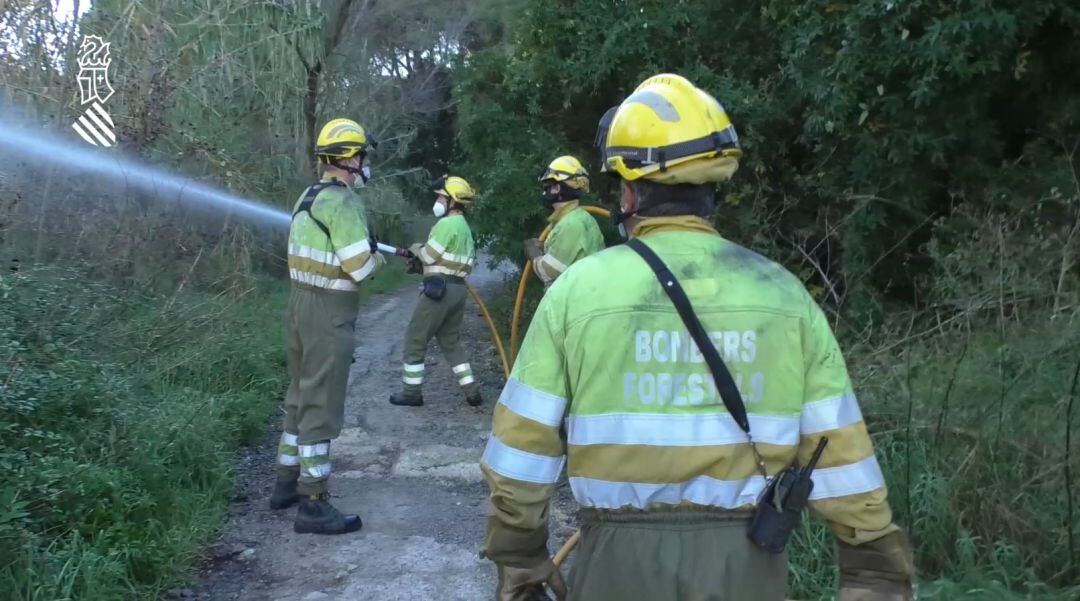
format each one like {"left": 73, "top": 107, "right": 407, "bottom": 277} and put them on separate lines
{"left": 404, "top": 362, "right": 425, "bottom": 372}
{"left": 304, "top": 463, "right": 332, "bottom": 478}
{"left": 278, "top": 454, "right": 300, "bottom": 466}
{"left": 426, "top": 238, "right": 446, "bottom": 254}
{"left": 403, "top": 376, "right": 423, "bottom": 385}
{"left": 299, "top": 443, "right": 330, "bottom": 457}
{"left": 566, "top": 412, "right": 800, "bottom": 447}
{"left": 570, "top": 474, "right": 767, "bottom": 510}
{"left": 569, "top": 455, "right": 887, "bottom": 510}
{"left": 281, "top": 432, "right": 299, "bottom": 446}
{"left": 498, "top": 378, "right": 567, "bottom": 427}
{"left": 538, "top": 252, "right": 568, "bottom": 274}
{"left": 481, "top": 434, "right": 564, "bottom": 484}
{"left": 289, "top": 268, "right": 358, "bottom": 291}
{"left": 452, "top": 363, "right": 471, "bottom": 374}
{"left": 800, "top": 391, "right": 864, "bottom": 434}
{"left": 289, "top": 242, "right": 340, "bottom": 266}
{"left": 419, "top": 246, "right": 436, "bottom": 264}
{"left": 423, "top": 265, "right": 470, "bottom": 277}
{"left": 426, "top": 239, "right": 474, "bottom": 265}
{"left": 459, "top": 375, "right": 476, "bottom": 386}
{"left": 336, "top": 239, "right": 372, "bottom": 263}
{"left": 623, "top": 89, "right": 680, "bottom": 122}
{"left": 348, "top": 255, "right": 377, "bottom": 282}
{"left": 807, "top": 455, "right": 885, "bottom": 500}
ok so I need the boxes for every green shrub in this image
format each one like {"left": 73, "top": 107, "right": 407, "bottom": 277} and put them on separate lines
{"left": 0, "top": 267, "right": 289, "bottom": 600}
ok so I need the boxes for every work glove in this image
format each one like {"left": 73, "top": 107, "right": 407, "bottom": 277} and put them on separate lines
{"left": 409, "top": 243, "right": 425, "bottom": 257}
{"left": 523, "top": 238, "right": 544, "bottom": 261}
{"left": 484, "top": 518, "right": 564, "bottom": 601}
{"left": 406, "top": 257, "right": 423, "bottom": 274}
{"left": 496, "top": 560, "right": 567, "bottom": 601}
{"left": 837, "top": 530, "right": 915, "bottom": 601}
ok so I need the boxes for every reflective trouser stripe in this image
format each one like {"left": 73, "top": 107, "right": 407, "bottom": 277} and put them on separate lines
{"left": 453, "top": 363, "right": 474, "bottom": 386}
{"left": 403, "top": 362, "right": 425, "bottom": 386}
{"left": 299, "top": 442, "right": 331, "bottom": 480}
{"left": 278, "top": 432, "right": 300, "bottom": 467}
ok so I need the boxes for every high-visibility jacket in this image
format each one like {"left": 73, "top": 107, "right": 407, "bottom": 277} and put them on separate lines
{"left": 287, "top": 177, "right": 380, "bottom": 292}
{"left": 481, "top": 216, "right": 896, "bottom": 546}
{"left": 533, "top": 201, "right": 605, "bottom": 286}
{"left": 419, "top": 214, "right": 475, "bottom": 278}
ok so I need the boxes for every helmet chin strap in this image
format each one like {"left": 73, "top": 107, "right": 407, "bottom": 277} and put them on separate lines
{"left": 334, "top": 153, "right": 369, "bottom": 185}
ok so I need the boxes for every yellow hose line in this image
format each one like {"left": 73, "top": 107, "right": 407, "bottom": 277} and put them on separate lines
{"left": 466, "top": 283, "right": 511, "bottom": 378}
{"left": 552, "top": 530, "right": 580, "bottom": 567}
{"left": 509, "top": 225, "right": 550, "bottom": 366}
{"left": 510, "top": 206, "right": 610, "bottom": 367}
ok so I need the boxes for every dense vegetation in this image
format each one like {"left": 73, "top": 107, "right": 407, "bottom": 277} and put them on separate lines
{"left": 2, "top": 0, "right": 1079, "bottom": 599}
{"left": 455, "top": 1, "right": 1080, "bottom": 598}
{"left": 0, "top": 269, "right": 288, "bottom": 599}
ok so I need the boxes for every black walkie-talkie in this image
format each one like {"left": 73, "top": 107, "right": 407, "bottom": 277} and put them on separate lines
{"left": 747, "top": 437, "right": 829, "bottom": 554}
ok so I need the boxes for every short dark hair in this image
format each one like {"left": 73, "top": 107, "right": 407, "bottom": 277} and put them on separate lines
{"left": 627, "top": 179, "right": 716, "bottom": 219}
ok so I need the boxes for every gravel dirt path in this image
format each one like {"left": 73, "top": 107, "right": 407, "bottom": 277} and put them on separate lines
{"left": 192, "top": 259, "right": 578, "bottom": 601}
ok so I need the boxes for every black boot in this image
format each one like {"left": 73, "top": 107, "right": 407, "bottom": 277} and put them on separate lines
{"left": 465, "top": 391, "right": 483, "bottom": 407}
{"left": 389, "top": 393, "right": 423, "bottom": 407}
{"left": 293, "top": 493, "right": 362, "bottom": 535}
{"left": 268, "top": 476, "right": 300, "bottom": 510}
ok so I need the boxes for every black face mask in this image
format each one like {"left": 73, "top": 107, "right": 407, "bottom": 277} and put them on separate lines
{"left": 540, "top": 183, "right": 583, "bottom": 211}
{"left": 540, "top": 189, "right": 561, "bottom": 210}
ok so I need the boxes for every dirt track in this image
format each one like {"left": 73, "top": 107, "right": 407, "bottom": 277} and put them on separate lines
{"left": 193, "top": 259, "right": 577, "bottom": 601}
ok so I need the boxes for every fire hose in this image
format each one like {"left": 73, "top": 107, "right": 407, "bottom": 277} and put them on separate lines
{"left": 375, "top": 242, "right": 510, "bottom": 378}
{"left": 509, "top": 206, "right": 611, "bottom": 364}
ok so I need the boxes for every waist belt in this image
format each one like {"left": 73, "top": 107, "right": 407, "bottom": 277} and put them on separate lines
{"left": 580, "top": 507, "right": 750, "bottom": 525}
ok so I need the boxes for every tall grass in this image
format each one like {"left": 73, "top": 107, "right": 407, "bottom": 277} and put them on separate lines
{"left": 0, "top": 256, "right": 413, "bottom": 600}
{"left": 785, "top": 197, "right": 1080, "bottom": 599}
{"left": 0, "top": 266, "right": 289, "bottom": 600}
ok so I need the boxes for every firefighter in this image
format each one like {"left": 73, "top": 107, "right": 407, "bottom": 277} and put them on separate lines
{"left": 480, "top": 74, "right": 915, "bottom": 600}
{"left": 389, "top": 175, "right": 483, "bottom": 408}
{"left": 524, "top": 155, "right": 604, "bottom": 287}
{"left": 270, "top": 118, "right": 384, "bottom": 535}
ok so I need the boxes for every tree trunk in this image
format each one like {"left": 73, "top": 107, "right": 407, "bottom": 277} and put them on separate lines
{"left": 303, "top": 63, "right": 322, "bottom": 178}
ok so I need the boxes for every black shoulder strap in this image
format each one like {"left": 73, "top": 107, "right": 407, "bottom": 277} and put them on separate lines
{"left": 625, "top": 237, "right": 751, "bottom": 434}
{"left": 292, "top": 181, "right": 345, "bottom": 243}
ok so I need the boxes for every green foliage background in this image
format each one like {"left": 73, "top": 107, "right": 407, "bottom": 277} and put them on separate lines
{"left": 2, "top": 0, "right": 1080, "bottom": 598}
{"left": 457, "top": 0, "right": 1080, "bottom": 315}
{"left": 454, "top": 1, "right": 1080, "bottom": 597}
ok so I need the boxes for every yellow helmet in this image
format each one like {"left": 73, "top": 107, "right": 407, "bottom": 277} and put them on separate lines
{"left": 432, "top": 175, "right": 477, "bottom": 205}
{"left": 315, "top": 118, "right": 369, "bottom": 163}
{"left": 538, "top": 155, "right": 590, "bottom": 193}
{"left": 595, "top": 73, "right": 741, "bottom": 185}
